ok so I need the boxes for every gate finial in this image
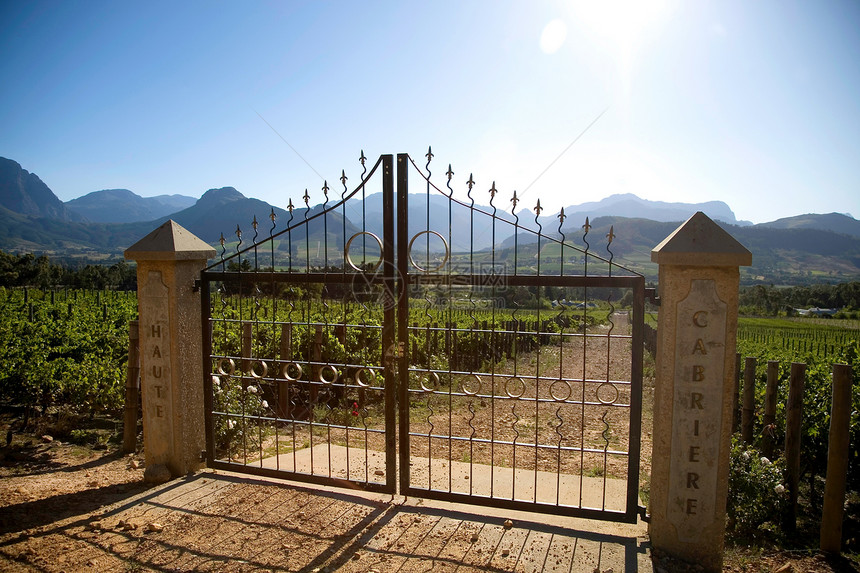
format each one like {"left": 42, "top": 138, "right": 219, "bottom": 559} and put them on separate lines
{"left": 558, "top": 207, "right": 566, "bottom": 224}
{"left": 303, "top": 189, "right": 310, "bottom": 206}
{"left": 359, "top": 149, "right": 367, "bottom": 167}
{"left": 582, "top": 217, "right": 591, "bottom": 233}
{"left": 322, "top": 180, "right": 329, "bottom": 201}
{"left": 466, "top": 173, "right": 475, "bottom": 191}
{"left": 534, "top": 199, "right": 543, "bottom": 216}
{"left": 511, "top": 190, "right": 519, "bottom": 210}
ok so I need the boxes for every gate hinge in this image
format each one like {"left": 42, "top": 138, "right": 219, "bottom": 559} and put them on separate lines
{"left": 644, "top": 288, "right": 660, "bottom": 306}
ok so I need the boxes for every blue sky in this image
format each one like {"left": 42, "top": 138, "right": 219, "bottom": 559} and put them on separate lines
{"left": 1, "top": 0, "right": 858, "bottom": 224}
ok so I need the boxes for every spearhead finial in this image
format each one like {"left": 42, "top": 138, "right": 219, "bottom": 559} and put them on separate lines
{"left": 287, "top": 198, "right": 294, "bottom": 212}
{"left": 426, "top": 146, "right": 434, "bottom": 162}
{"left": 466, "top": 173, "right": 475, "bottom": 191}
{"left": 303, "top": 189, "right": 310, "bottom": 206}
{"left": 235, "top": 224, "right": 242, "bottom": 239}
{"left": 270, "top": 208, "right": 276, "bottom": 223}
{"left": 489, "top": 181, "right": 497, "bottom": 198}
{"left": 510, "top": 190, "right": 519, "bottom": 209}
{"left": 446, "top": 164, "right": 454, "bottom": 181}
{"left": 359, "top": 149, "right": 367, "bottom": 166}
{"left": 558, "top": 207, "right": 566, "bottom": 223}
{"left": 607, "top": 225, "right": 615, "bottom": 244}
{"left": 340, "top": 170, "right": 347, "bottom": 186}
{"left": 219, "top": 233, "right": 225, "bottom": 247}
{"left": 322, "top": 180, "right": 329, "bottom": 200}
{"left": 582, "top": 217, "right": 591, "bottom": 233}
{"left": 252, "top": 215, "right": 258, "bottom": 231}
{"left": 534, "top": 199, "right": 543, "bottom": 216}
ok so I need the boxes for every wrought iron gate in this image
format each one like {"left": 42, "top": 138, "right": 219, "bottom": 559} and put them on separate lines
{"left": 200, "top": 151, "right": 646, "bottom": 522}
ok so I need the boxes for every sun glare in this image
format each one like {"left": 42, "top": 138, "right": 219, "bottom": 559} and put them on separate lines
{"left": 540, "top": 19, "right": 568, "bottom": 54}
{"left": 573, "top": 0, "right": 668, "bottom": 47}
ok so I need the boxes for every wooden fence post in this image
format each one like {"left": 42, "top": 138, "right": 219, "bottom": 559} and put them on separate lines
{"left": 784, "top": 362, "right": 806, "bottom": 532}
{"left": 242, "top": 322, "right": 253, "bottom": 374}
{"left": 123, "top": 320, "right": 140, "bottom": 454}
{"left": 820, "top": 364, "right": 853, "bottom": 553}
{"left": 311, "top": 324, "right": 323, "bottom": 404}
{"left": 279, "top": 323, "right": 291, "bottom": 417}
{"left": 761, "top": 360, "right": 779, "bottom": 460}
{"left": 733, "top": 353, "right": 741, "bottom": 433}
{"left": 742, "top": 357, "right": 757, "bottom": 444}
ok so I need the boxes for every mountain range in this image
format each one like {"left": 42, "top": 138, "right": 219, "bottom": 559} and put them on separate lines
{"left": 66, "top": 188, "right": 196, "bottom": 223}
{"left": 1, "top": 155, "right": 859, "bottom": 284}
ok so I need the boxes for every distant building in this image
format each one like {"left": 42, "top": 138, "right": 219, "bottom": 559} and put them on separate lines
{"left": 794, "top": 307, "right": 840, "bottom": 317}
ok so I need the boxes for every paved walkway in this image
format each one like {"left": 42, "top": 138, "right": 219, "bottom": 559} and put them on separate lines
{"left": 67, "top": 468, "right": 652, "bottom": 572}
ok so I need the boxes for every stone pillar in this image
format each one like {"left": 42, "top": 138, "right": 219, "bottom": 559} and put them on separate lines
{"left": 124, "top": 220, "right": 215, "bottom": 482}
{"left": 649, "top": 212, "right": 751, "bottom": 571}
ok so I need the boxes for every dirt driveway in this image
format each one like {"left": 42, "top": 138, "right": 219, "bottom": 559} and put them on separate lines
{"left": 0, "top": 439, "right": 650, "bottom": 572}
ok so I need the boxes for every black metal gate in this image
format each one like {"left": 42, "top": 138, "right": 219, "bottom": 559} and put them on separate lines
{"left": 200, "top": 151, "right": 646, "bottom": 522}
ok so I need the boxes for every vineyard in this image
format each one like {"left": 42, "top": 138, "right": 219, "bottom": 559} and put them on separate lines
{"left": 0, "top": 287, "right": 138, "bottom": 422}
{"left": 3, "top": 285, "right": 860, "bottom": 538}
{"left": 205, "top": 283, "right": 629, "bottom": 477}
{"left": 731, "top": 316, "right": 860, "bottom": 539}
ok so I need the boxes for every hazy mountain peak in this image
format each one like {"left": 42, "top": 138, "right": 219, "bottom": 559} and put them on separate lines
{"left": 563, "top": 193, "right": 740, "bottom": 225}
{"left": 198, "top": 187, "right": 245, "bottom": 205}
{"left": 757, "top": 212, "right": 860, "bottom": 238}
{"left": 66, "top": 188, "right": 197, "bottom": 223}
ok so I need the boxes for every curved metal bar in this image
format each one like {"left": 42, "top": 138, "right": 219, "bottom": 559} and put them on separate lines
{"left": 204, "top": 154, "right": 387, "bottom": 270}
{"left": 319, "top": 364, "right": 340, "bottom": 384}
{"left": 407, "top": 230, "right": 450, "bottom": 273}
{"left": 345, "top": 231, "right": 384, "bottom": 272}
{"left": 403, "top": 154, "right": 639, "bottom": 274}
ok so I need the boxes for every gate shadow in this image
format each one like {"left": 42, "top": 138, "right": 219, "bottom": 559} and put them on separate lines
{"left": 1, "top": 470, "right": 651, "bottom": 572}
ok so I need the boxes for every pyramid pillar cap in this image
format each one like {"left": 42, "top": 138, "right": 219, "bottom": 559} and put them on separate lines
{"left": 651, "top": 211, "right": 751, "bottom": 267}
{"left": 124, "top": 220, "right": 216, "bottom": 262}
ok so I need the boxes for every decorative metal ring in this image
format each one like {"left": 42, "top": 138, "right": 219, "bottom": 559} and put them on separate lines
{"left": 597, "top": 382, "right": 620, "bottom": 405}
{"left": 319, "top": 364, "right": 340, "bottom": 384}
{"left": 355, "top": 367, "right": 377, "bottom": 387}
{"left": 460, "top": 373, "right": 482, "bottom": 396}
{"left": 217, "top": 358, "right": 235, "bottom": 376}
{"left": 345, "top": 232, "right": 384, "bottom": 273}
{"left": 407, "top": 230, "right": 450, "bottom": 272}
{"left": 281, "top": 362, "right": 302, "bottom": 382}
{"left": 550, "top": 379, "right": 572, "bottom": 402}
{"left": 250, "top": 361, "right": 268, "bottom": 379}
{"left": 505, "top": 377, "right": 526, "bottom": 399}
{"left": 420, "top": 371, "right": 440, "bottom": 393}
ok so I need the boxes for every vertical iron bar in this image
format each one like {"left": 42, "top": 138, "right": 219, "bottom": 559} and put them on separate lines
{"left": 201, "top": 278, "right": 215, "bottom": 464}
{"left": 380, "top": 155, "right": 396, "bottom": 490}
{"left": 627, "top": 276, "right": 645, "bottom": 520}
{"left": 396, "top": 153, "right": 410, "bottom": 493}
